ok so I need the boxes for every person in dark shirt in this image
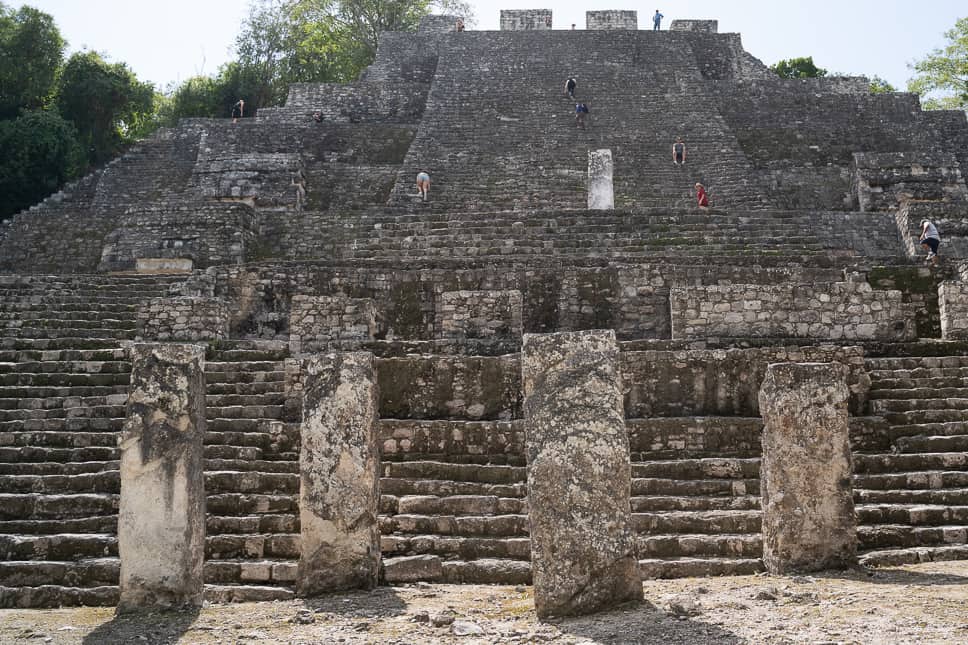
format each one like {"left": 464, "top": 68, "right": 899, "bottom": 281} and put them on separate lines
{"left": 565, "top": 78, "right": 577, "bottom": 99}
{"left": 575, "top": 103, "right": 589, "bottom": 129}
{"left": 672, "top": 137, "right": 686, "bottom": 166}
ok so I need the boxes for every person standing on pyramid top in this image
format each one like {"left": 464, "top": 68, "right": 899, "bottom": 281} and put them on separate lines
{"left": 653, "top": 10, "right": 664, "bottom": 31}
{"left": 416, "top": 170, "right": 431, "bottom": 202}
{"left": 565, "top": 78, "right": 577, "bottom": 99}
{"left": 672, "top": 137, "right": 687, "bottom": 166}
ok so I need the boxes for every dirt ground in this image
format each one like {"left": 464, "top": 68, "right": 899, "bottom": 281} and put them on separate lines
{"left": 2, "top": 561, "right": 968, "bottom": 645}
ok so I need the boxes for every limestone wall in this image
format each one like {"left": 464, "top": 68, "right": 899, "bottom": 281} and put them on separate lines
{"left": 852, "top": 151, "right": 968, "bottom": 212}
{"left": 436, "top": 290, "right": 523, "bottom": 340}
{"left": 896, "top": 201, "right": 968, "bottom": 259}
{"left": 137, "top": 297, "right": 230, "bottom": 342}
{"left": 939, "top": 282, "right": 968, "bottom": 340}
{"left": 670, "top": 20, "right": 718, "bottom": 33}
{"left": 670, "top": 282, "right": 913, "bottom": 341}
{"left": 98, "top": 203, "right": 258, "bottom": 272}
{"left": 288, "top": 295, "right": 377, "bottom": 354}
{"left": 622, "top": 346, "right": 869, "bottom": 417}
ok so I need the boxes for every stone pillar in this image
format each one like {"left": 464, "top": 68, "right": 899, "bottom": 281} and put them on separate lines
{"left": 522, "top": 330, "right": 642, "bottom": 619}
{"left": 758, "top": 363, "right": 857, "bottom": 575}
{"left": 586, "top": 11, "right": 637, "bottom": 30}
{"left": 298, "top": 352, "right": 381, "bottom": 595}
{"left": 588, "top": 149, "right": 615, "bottom": 211}
{"left": 500, "top": 9, "right": 552, "bottom": 30}
{"left": 118, "top": 344, "right": 206, "bottom": 613}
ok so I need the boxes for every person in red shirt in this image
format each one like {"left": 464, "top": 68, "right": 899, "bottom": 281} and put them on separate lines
{"left": 695, "top": 183, "right": 709, "bottom": 210}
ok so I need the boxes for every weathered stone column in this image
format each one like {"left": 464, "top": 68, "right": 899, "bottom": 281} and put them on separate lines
{"left": 758, "top": 362, "right": 857, "bottom": 574}
{"left": 298, "top": 352, "right": 380, "bottom": 595}
{"left": 118, "top": 344, "right": 206, "bottom": 613}
{"left": 522, "top": 330, "right": 642, "bottom": 619}
{"left": 588, "top": 149, "right": 614, "bottom": 210}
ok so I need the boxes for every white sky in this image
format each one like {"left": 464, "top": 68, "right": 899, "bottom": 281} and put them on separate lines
{"left": 13, "top": 1, "right": 966, "bottom": 93}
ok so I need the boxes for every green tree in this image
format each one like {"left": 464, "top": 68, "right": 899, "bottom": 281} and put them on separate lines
{"left": 770, "top": 56, "right": 828, "bottom": 79}
{"left": 0, "top": 109, "right": 83, "bottom": 218}
{"left": 55, "top": 51, "right": 155, "bottom": 165}
{"left": 908, "top": 17, "right": 968, "bottom": 111}
{"left": 0, "top": 3, "right": 65, "bottom": 118}
{"left": 869, "top": 75, "right": 897, "bottom": 94}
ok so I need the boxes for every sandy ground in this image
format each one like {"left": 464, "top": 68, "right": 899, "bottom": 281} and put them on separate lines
{"left": 2, "top": 561, "right": 968, "bottom": 644}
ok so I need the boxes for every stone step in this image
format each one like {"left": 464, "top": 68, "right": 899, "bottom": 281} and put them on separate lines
{"left": 854, "top": 470, "right": 968, "bottom": 491}
{"left": 203, "top": 459, "right": 298, "bottom": 474}
{"left": 207, "top": 514, "right": 298, "bottom": 535}
{"left": 853, "top": 453, "right": 968, "bottom": 475}
{"left": 883, "top": 407, "right": 968, "bottom": 425}
{"left": 380, "top": 477, "right": 527, "bottom": 498}
{"left": 380, "top": 419, "right": 525, "bottom": 460}
{"left": 0, "top": 338, "right": 121, "bottom": 351}
{"left": 866, "top": 357, "right": 968, "bottom": 371}
{"left": 0, "top": 372, "right": 129, "bottom": 387}
{"left": 0, "top": 392, "right": 128, "bottom": 410}
{"left": 204, "top": 559, "right": 297, "bottom": 587}
{"left": 632, "top": 510, "right": 761, "bottom": 534}
{"left": 381, "top": 555, "right": 531, "bottom": 585}
{"left": 858, "top": 524, "right": 968, "bottom": 550}
{"left": 0, "top": 533, "right": 117, "bottom": 560}
{"left": 0, "top": 493, "right": 118, "bottom": 521}
{"left": 382, "top": 494, "right": 526, "bottom": 516}
{"left": 638, "top": 557, "right": 764, "bottom": 579}
{"left": 379, "top": 514, "right": 528, "bottom": 538}
{"left": 0, "top": 431, "right": 119, "bottom": 448}
{"left": 894, "top": 435, "right": 968, "bottom": 453}
{"left": 636, "top": 533, "right": 763, "bottom": 558}
{"left": 381, "top": 461, "right": 526, "bottom": 484}
{"left": 859, "top": 544, "right": 968, "bottom": 567}
{"left": 0, "top": 445, "right": 118, "bottom": 464}
{"left": 204, "top": 584, "right": 295, "bottom": 603}
{"left": 0, "top": 558, "right": 119, "bottom": 588}
{"left": 0, "top": 584, "right": 119, "bottom": 608}
{"left": 0, "top": 471, "right": 119, "bottom": 494}
{"left": 381, "top": 534, "right": 531, "bottom": 561}
{"left": 205, "top": 405, "right": 285, "bottom": 420}
{"left": 0, "top": 516, "right": 117, "bottom": 535}
{"left": 626, "top": 417, "right": 762, "bottom": 459}
{"left": 205, "top": 361, "right": 287, "bottom": 373}
{"left": 206, "top": 493, "right": 299, "bottom": 516}
{"left": 0, "top": 361, "right": 131, "bottom": 374}
{"left": 205, "top": 471, "right": 299, "bottom": 495}
{"left": 207, "top": 380, "right": 286, "bottom": 396}
{"left": 630, "top": 495, "right": 761, "bottom": 512}
{"left": 631, "top": 458, "right": 761, "bottom": 480}
{"left": 206, "top": 533, "right": 300, "bottom": 560}
{"left": 0, "top": 461, "right": 117, "bottom": 476}
{"left": 868, "top": 369, "right": 968, "bottom": 386}
{"left": 869, "top": 387, "right": 968, "bottom": 401}
{"left": 631, "top": 477, "right": 760, "bottom": 497}
{"left": 0, "top": 385, "right": 128, "bottom": 399}
{"left": 871, "top": 398, "right": 968, "bottom": 414}
{"left": 855, "top": 488, "right": 968, "bottom": 506}
{"left": 0, "top": 405, "right": 125, "bottom": 421}
{"left": 856, "top": 504, "right": 968, "bottom": 526}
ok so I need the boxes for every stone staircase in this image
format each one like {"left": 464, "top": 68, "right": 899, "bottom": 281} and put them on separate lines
{"left": 377, "top": 354, "right": 532, "bottom": 584}
{"left": 854, "top": 356, "right": 968, "bottom": 566}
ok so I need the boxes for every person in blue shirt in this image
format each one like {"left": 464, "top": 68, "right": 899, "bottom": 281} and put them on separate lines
{"left": 575, "top": 103, "right": 589, "bottom": 129}
{"left": 653, "top": 10, "right": 664, "bottom": 31}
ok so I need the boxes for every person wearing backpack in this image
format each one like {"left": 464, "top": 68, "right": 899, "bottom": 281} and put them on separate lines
{"left": 575, "top": 102, "right": 589, "bottom": 129}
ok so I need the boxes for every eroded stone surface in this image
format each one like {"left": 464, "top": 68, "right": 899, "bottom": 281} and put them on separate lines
{"left": 522, "top": 330, "right": 642, "bottom": 618}
{"left": 298, "top": 352, "right": 380, "bottom": 595}
{"left": 588, "top": 149, "right": 614, "bottom": 211}
{"left": 758, "top": 362, "right": 857, "bottom": 575}
{"left": 118, "top": 343, "right": 206, "bottom": 612}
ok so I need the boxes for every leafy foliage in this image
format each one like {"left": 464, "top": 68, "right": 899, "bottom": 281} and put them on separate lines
{"left": 55, "top": 51, "right": 156, "bottom": 165}
{"left": 0, "top": 110, "right": 83, "bottom": 218}
{"left": 869, "top": 75, "right": 897, "bottom": 94}
{"left": 769, "top": 57, "right": 828, "bottom": 80}
{"left": 0, "top": 2, "right": 65, "bottom": 118}
{"left": 908, "top": 17, "right": 968, "bottom": 111}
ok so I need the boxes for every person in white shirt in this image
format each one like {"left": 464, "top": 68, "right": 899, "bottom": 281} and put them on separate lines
{"left": 919, "top": 219, "right": 941, "bottom": 265}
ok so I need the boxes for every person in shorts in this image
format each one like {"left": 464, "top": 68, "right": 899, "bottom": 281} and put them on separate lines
{"left": 416, "top": 170, "right": 431, "bottom": 201}
{"left": 920, "top": 219, "right": 941, "bottom": 265}
{"left": 672, "top": 137, "right": 686, "bottom": 166}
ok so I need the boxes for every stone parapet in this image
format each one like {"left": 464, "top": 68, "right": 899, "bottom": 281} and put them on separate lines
{"left": 500, "top": 10, "right": 552, "bottom": 31}
{"left": 267, "top": 82, "right": 429, "bottom": 124}
{"left": 298, "top": 352, "right": 380, "bottom": 594}
{"left": 670, "top": 281, "right": 914, "bottom": 341}
{"left": 522, "top": 330, "right": 641, "bottom": 618}
{"left": 759, "top": 362, "right": 857, "bottom": 574}
{"left": 138, "top": 297, "right": 230, "bottom": 342}
{"left": 289, "top": 295, "right": 377, "bottom": 355}
{"left": 939, "top": 282, "right": 968, "bottom": 340}
{"left": 118, "top": 344, "right": 206, "bottom": 612}
{"left": 852, "top": 151, "right": 968, "bottom": 212}
{"left": 419, "top": 14, "right": 462, "bottom": 34}
{"left": 623, "top": 345, "right": 870, "bottom": 417}
{"left": 670, "top": 20, "right": 718, "bottom": 33}
{"left": 586, "top": 11, "right": 637, "bottom": 30}
{"left": 436, "top": 290, "right": 523, "bottom": 341}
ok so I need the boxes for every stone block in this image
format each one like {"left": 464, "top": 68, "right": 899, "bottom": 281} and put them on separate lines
{"left": 383, "top": 555, "right": 443, "bottom": 583}
{"left": 670, "top": 20, "right": 718, "bottom": 33}
{"left": 586, "top": 10, "right": 637, "bottom": 30}
{"left": 118, "top": 344, "right": 206, "bottom": 612}
{"left": 588, "top": 149, "right": 614, "bottom": 211}
{"left": 500, "top": 10, "right": 552, "bottom": 30}
{"left": 137, "top": 297, "right": 230, "bottom": 342}
{"left": 522, "top": 330, "right": 642, "bottom": 618}
{"left": 289, "top": 295, "right": 377, "bottom": 355}
{"left": 758, "top": 363, "right": 857, "bottom": 575}
{"left": 939, "top": 282, "right": 968, "bottom": 340}
{"left": 852, "top": 151, "right": 968, "bottom": 212}
{"left": 297, "top": 352, "right": 380, "bottom": 595}
{"left": 418, "top": 14, "right": 462, "bottom": 34}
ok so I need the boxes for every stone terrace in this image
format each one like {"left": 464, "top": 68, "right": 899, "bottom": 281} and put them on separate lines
{"left": 1, "top": 10, "right": 968, "bottom": 607}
